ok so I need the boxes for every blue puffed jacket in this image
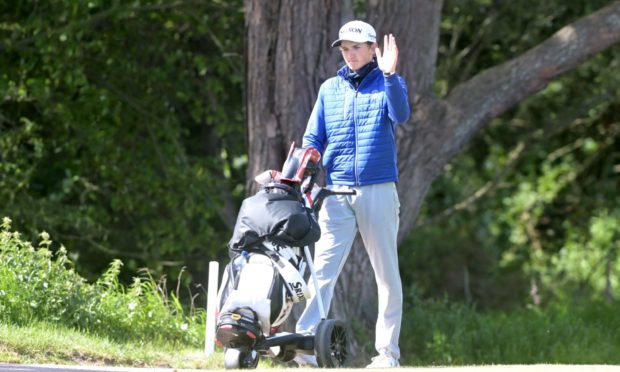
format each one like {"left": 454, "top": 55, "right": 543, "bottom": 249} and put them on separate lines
{"left": 302, "top": 64, "right": 410, "bottom": 186}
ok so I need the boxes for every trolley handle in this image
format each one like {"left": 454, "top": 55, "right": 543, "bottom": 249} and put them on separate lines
{"left": 310, "top": 188, "right": 356, "bottom": 214}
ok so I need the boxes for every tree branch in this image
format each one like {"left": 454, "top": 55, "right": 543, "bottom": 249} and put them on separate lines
{"left": 416, "top": 114, "right": 594, "bottom": 228}
{"left": 416, "top": 141, "right": 525, "bottom": 228}
{"left": 445, "top": 1, "right": 620, "bottom": 159}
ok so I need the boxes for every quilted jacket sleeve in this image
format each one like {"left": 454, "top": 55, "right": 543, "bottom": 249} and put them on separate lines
{"left": 384, "top": 74, "right": 410, "bottom": 124}
{"left": 302, "top": 84, "right": 328, "bottom": 153}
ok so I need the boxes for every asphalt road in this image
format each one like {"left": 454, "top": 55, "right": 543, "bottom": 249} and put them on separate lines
{"left": 1, "top": 364, "right": 619, "bottom": 372}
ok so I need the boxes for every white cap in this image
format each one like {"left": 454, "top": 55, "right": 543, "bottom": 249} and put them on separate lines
{"left": 331, "top": 20, "right": 376, "bottom": 47}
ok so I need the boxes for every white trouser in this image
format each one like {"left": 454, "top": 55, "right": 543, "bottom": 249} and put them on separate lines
{"left": 296, "top": 182, "right": 403, "bottom": 359}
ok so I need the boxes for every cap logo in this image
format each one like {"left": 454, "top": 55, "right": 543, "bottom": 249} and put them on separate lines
{"left": 342, "top": 27, "right": 362, "bottom": 34}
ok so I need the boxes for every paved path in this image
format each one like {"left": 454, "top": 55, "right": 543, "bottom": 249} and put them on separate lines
{"left": 1, "top": 364, "right": 619, "bottom": 372}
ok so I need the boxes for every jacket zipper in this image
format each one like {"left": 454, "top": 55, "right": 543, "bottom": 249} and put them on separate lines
{"left": 353, "top": 87, "right": 359, "bottom": 185}
{"left": 352, "top": 72, "right": 373, "bottom": 186}
{"left": 341, "top": 66, "right": 377, "bottom": 186}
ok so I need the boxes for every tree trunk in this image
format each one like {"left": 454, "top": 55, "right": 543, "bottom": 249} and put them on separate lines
{"left": 244, "top": 0, "right": 620, "bottom": 363}
{"left": 244, "top": 0, "right": 352, "bottom": 194}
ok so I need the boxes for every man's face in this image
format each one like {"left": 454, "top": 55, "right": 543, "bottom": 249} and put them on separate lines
{"left": 339, "top": 40, "right": 376, "bottom": 72}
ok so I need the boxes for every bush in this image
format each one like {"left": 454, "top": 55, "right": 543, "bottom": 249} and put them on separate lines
{"left": 0, "top": 217, "right": 204, "bottom": 345}
{"left": 400, "top": 297, "right": 620, "bottom": 365}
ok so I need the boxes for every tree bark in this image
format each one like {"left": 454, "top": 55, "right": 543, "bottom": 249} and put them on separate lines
{"left": 243, "top": 0, "right": 620, "bottom": 363}
{"left": 244, "top": 0, "right": 352, "bottom": 194}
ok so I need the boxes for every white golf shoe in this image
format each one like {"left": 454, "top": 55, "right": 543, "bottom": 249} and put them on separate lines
{"left": 366, "top": 353, "right": 400, "bottom": 368}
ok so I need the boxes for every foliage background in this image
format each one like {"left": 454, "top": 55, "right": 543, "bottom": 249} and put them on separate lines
{"left": 407, "top": 0, "right": 620, "bottom": 308}
{"left": 1, "top": 0, "right": 619, "bottom": 360}
{"left": 1, "top": 0, "right": 245, "bottom": 287}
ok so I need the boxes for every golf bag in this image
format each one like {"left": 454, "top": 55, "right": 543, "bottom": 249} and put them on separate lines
{"left": 216, "top": 145, "right": 322, "bottom": 348}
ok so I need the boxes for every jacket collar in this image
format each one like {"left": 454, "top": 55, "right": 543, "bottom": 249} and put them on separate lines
{"left": 337, "top": 60, "right": 379, "bottom": 88}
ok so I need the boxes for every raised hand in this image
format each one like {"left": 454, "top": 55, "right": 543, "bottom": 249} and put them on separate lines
{"left": 375, "top": 34, "right": 399, "bottom": 75}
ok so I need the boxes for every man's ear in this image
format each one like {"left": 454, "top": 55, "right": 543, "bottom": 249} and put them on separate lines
{"left": 370, "top": 42, "right": 379, "bottom": 54}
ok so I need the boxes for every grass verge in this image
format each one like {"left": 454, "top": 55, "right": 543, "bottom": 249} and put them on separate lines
{"left": 0, "top": 322, "right": 221, "bottom": 369}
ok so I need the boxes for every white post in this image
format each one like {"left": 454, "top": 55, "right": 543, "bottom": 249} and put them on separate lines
{"left": 205, "top": 260, "right": 219, "bottom": 355}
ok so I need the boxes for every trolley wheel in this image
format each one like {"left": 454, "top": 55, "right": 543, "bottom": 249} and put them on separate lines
{"left": 271, "top": 346, "right": 297, "bottom": 363}
{"left": 314, "top": 319, "right": 348, "bottom": 367}
{"left": 224, "top": 347, "right": 259, "bottom": 369}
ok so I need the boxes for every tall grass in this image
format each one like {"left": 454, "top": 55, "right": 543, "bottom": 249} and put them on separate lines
{"left": 400, "top": 297, "right": 620, "bottom": 365}
{"left": 0, "top": 217, "right": 204, "bottom": 346}
{"left": 4, "top": 215, "right": 619, "bottom": 367}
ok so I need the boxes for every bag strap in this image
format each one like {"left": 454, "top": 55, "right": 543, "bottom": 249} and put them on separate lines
{"left": 260, "top": 247, "right": 310, "bottom": 303}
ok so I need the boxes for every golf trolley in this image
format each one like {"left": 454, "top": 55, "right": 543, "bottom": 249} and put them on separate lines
{"left": 215, "top": 143, "right": 354, "bottom": 369}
